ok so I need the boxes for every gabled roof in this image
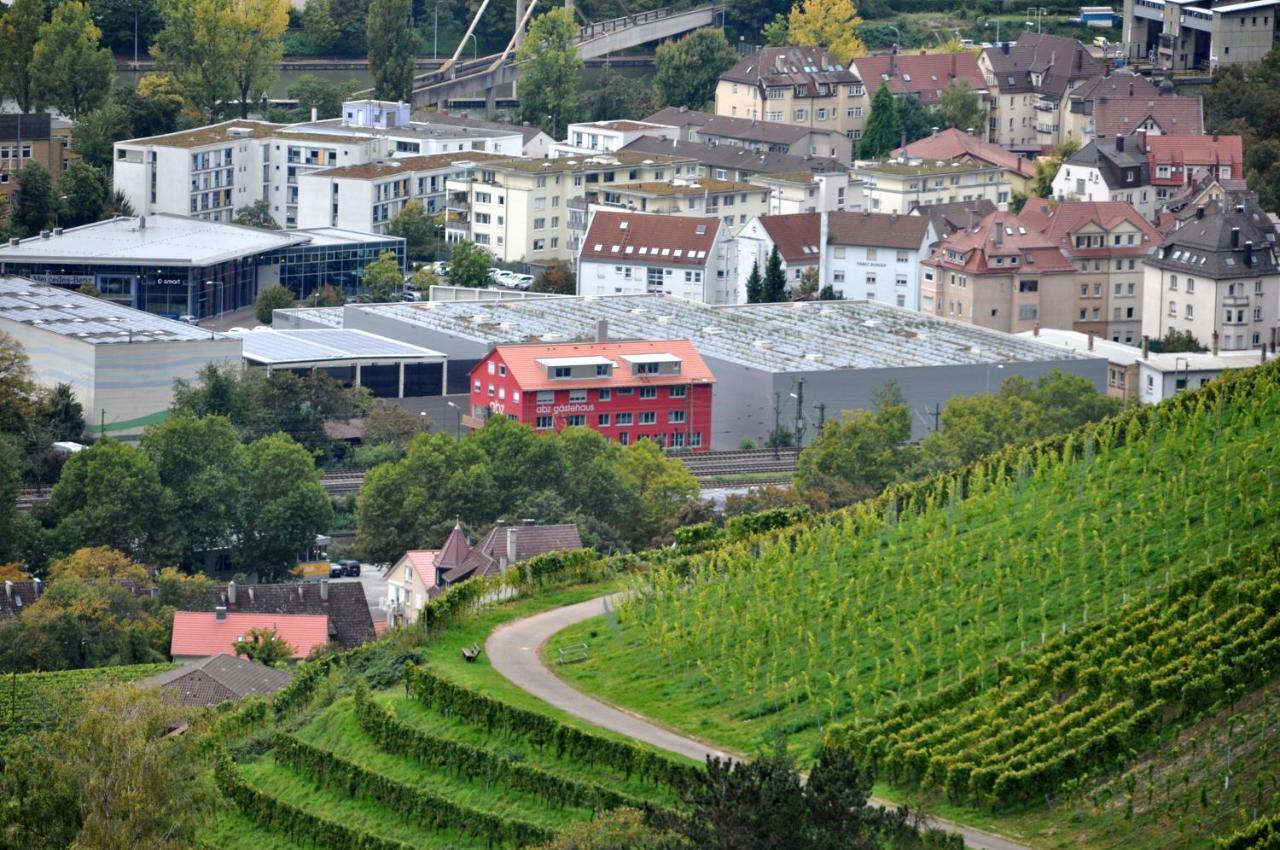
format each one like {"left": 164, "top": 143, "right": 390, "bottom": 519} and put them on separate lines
{"left": 852, "top": 53, "right": 988, "bottom": 105}
{"left": 442, "top": 522, "right": 584, "bottom": 584}
{"left": 758, "top": 213, "right": 820, "bottom": 265}
{"left": 143, "top": 653, "right": 294, "bottom": 706}
{"left": 437, "top": 524, "right": 470, "bottom": 570}
{"left": 204, "top": 582, "right": 375, "bottom": 649}
{"left": 1149, "top": 198, "right": 1279, "bottom": 278}
{"left": 580, "top": 211, "right": 720, "bottom": 267}
{"left": 911, "top": 199, "right": 998, "bottom": 240}
{"left": 1092, "top": 96, "right": 1203, "bottom": 138}
{"left": 1030, "top": 200, "right": 1162, "bottom": 253}
{"left": 0, "top": 580, "right": 42, "bottom": 621}
{"left": 983, "top": 33, "right": 1101, "bottom": 97}
{"left": 925, "top": 210, "right": 1075, "bottom": 274}
{"left": 1062, "top": 138, "right": 1150, "bottom": 189}
{"left": 483, "top": 339, "right": 715, "bottom": 393}
{"left": 1069, "top": 71, "right": 1159, "bottom": 106}
{"left": 827, "top": 211, "right": 933, "bottom": 250}
{"left": 693, "top": 114, "right": 839, "bottom": 145}
{"left": 1144, "top": 134, "right": 1243, "bottom": 183}
{"left": 894, "top": 128, "right": 1035, "bottom": 178}
{"left": 397, "top": 549, "right": 441, "bottom": 589}
{"left": 169, "top": 612, "right": 330, "bottom": 659}
{"left": 720, "top": 47, "right": 860, "bottom": 90}
{"left": 644, "top": 106, "right": 716, "bottom": 128}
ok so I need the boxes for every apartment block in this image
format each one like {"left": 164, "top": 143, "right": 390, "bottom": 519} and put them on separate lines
{"left": 1052, "top": 136, "right": 1154, "bottom": 219}
{"left": 1063, "top": 71, "right": 1203, "bottom": 142}
{"left": 895, "top": 128, "right": 1035, "bottom": 195}
{"left": 620, "top": 136, "right": 847, "bottom": 183}
{"left": 588, "top": 177, "right": 769, "bottom": 236}
{"left": 714, "top": 47, "right": 868, "bottom": 144}
{"left": 852, "top": 52, "right": 991, "bottom": 138}
{"left": 1122, "top": 0, "right": 1278, "bottom": 70}
{"left": 645, "top": 107, "right": 853, "bottom": 161}
{"left": 858, "top": 158, "right": 1010, "bottom": 214}
{"left": 750, "top": 170, "right": 858, "bottom": 215}
{"left": 1, "top": 114, "right": 75, "bottom": 201}
{"left": 981, "top": 33, "right": 1103, "bottom": 152}
{"left": 577, "top": 211, "right": 733, "bottom": 304}
{"left": 553, "top": 120, "right": 678, "bottom": 157}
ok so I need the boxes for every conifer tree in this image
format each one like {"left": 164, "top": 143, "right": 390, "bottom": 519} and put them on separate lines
{"left": 746, "top": 260, "right": 764, "bottom": 303}
{"left": 763, "top": 245, "right": 788, "bottom": 303}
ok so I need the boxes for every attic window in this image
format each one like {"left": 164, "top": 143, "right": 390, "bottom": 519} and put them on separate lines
{"left": 695, "top": 224, "right": 707, "bottom": 234}
{"left": 593, "top": 243, "right": 603, "bottom": 251}
{"left": 619, "top": 221, "right": 628, "bottom": 229}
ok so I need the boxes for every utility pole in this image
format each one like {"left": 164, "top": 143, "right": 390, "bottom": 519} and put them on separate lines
{"left": 792, "top": 378, "right": 806, "bottom": 449}
{"left": 930, "top": 402, "right": 942, "bottom": 432}
{"left": 814, "top": 402, "right": 826, "bottom": 430}
{"left": 772, "top": 392, "right": 781, "bottom": 459}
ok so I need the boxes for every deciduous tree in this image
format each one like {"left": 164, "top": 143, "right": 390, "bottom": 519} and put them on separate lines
{"left": 254, "top": 283, "right": 294, "bottom": 323}
{"left": 11, "top": 162, "right": 55, "bottom": 236}
{"left": 236, "top": 433, "right": 333, "bottom": 579}
{"left": 361, "top": 249, "right": 404, "bottom": 302}
{"left": 0, "top": 438, "right": 23, "bottom": 565}
{"left": 301, "top": 0, "right": 341, "bottom": 54}
{"left": 50, "top": 440, "right": 171, "bottom": 561}
{"left": 232, "top": 626, "right": 295, "bottom": 665}
{"left": 517, "top": 8, "right": 583, "bottom": 137}
{"left": 288, "top": 73, "right": 361, "bottom": 120}
{"left": 532, "top": 259, "right": 575, "bottom": 294}
{"left": 653, "top": 28, "right": 737, "bottom": 110}
{"left": 795, "top": 381, "right": 910, "bottom": 507}
{"left": 0, "top": 0, "right": 45, "bottom": 113}
{"left": 31, "top": 1, "right": 115, "bottom": 119}
{"left": 48, "top": 546, "right": 149, "bottom": 583}
{"left": 57, "top": 161, "right": 109, "bottom": 228}
{"left": 938, "top": 81, "right": 983, "bottom": 133}
{"left": 152, "top": 0, "right": 237, "bottom": 120}
{"left": 72, "top": 103, "right": 132, "bottom": 169}
{"left": 367, "top": 0, "right": 416, "bottom": 102}
{"left": 448, "top": 239, "right": 491, "bottom": 287}
{"left": 225, "top": 0, "right": 289, "bottom": 119}
{"left": 234, "top": 199, "right": 280, "bottom": 229}
{"left": 787, "top": 0, "right": 865, "bottom": 63}
{"left": 387, "top": 201, "right": 436, "bottom": 259}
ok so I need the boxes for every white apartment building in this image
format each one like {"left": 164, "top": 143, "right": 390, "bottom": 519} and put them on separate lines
{"left": 857, "top": 158, "right": 1010, "bottom": 215}
{"left": 551, "top": 120, "right": 679, "bottom": 157}
{"left": 296, "top": 152, "right": 510, "bottom": 232}
{"left": 750, "top": 170, "right": 859, "bottom": 215}
{"left": 1142, "top": 200, "right": 1280, "bottom": 352}
{"left": 1051, "top": 136, "right": 1154, "bottom": 219}
{"left": 113, "top": 100, "right": 523, "bottom": 229}
{"left": 588, "top": 177, "right": 770, "bottom": 236}
{"left": 444, "top": 151, "right": 698, "bottom": 264}
{"left": 577, "top": 211, "right": 733, "bottom": 303}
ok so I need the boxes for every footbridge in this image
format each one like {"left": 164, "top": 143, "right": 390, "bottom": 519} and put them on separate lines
{"left": 410, "top": 4, "right": 722, "bottom": 108}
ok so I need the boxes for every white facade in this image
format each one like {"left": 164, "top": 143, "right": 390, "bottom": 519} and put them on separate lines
{"left": 1137, "top": 353, "right": 1268, "bottom": 402}
{"left": 752, "top": 172, "right": 861, "bottom": 215}
{"left": 1141, "top": 264, "right": 1280, "bottom": 352}
{"left": 1051, "top": 163, "right": 1155, "bottom": 220}
{"left": 552, "top": 121, "right": 679, "bottom": 158}
{"left": 824, "top": 231, "right": 934, "bottom": 310}
{"left": 576, "top": 219, "right": 734, "bottom": 304}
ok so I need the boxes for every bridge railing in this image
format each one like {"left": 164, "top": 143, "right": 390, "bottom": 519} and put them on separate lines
{"left": 574, "top": 6, "right": 715, "bottom": 43}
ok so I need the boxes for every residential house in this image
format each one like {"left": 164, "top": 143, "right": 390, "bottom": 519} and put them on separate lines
{"left": 1142, "top": 198, "right": 1280, "bottom": 352}
{"left": 714, "top": 46, "right": 868, "bottom": 143}
{"left": 589, "top": 178, "right": 770, "bottom": 235}
{"left": 852, "top": 52, "right": 991, "bottom": 137}
{"left": 201, "top": 580, "right": 376, "bottom": 649}
{"left": 910, "top": 199, "right": 998, "bottom": 245}
{"left": 384, "top": 524, "right": 470, "bottom": 625}
{"left": 1157, "top": 168, "right": 1253, "bottom": 227}
{"left": 750, "top": 170, "right": 859, "bottom": 214}
{"left": 143, "top": 653, "right": 294, "bottom": 707}
{"left": 296, "top": 152, "right": 510, "bottom": 232}
{"left": 471, "top": 339, "right": 715, "bottom": 450}
{"left": 553, "top": 120, "right": 679, "bottom": 157}
{"left": 1051, "top": 136, "right": 1154, "bottom": 219}
{"left": 643, "top": 107, "right": 853, "bottom": 161}
{"left": 894, "top": 128, "right": 1035, "bottom": 194}
{"left": 736, "top": 213, "right": 823, "bottom": 293}
{"left": 1121, "top": 0, "right": 1279, "bottom": 71}
{"left": 417, "top": 110, "right": 555, "bottom": 158}
{"left": 618, "top": 135, "right": 847, "bottom": 182}
{"left": 444, "top": 151, "right": 696, "bottom": 264}
{"left": 1143, "top": 133, "right": 1243, "bottom": 206}
{"left": 1022, "top": 199, "right": 1163, "bottom": 344}
{"left": 0, "top": 579, "right": 42, "bottom": 621}
{"left": 858, "top": 158, "right": 1010, "bottom": 214}
{"left": 980, "top": 34, "right": 1103, "bottom": 152}
{"left": 1017, "top": 326, "right": 1142, "bottom": 399}
{"left": 1061, "top": 71, "right": 1203, "bottom": 142}
{"left": 921, "top": 210, "right": 1079, "bottom": 333}
{"left": 1, "top": 114, "right": 74, "bottom": 202}
{"left": 169, "top": 610, "right": 331, "bottom": 662}
{"left": 577, "top": 211, "right": 733, "bottom": 303}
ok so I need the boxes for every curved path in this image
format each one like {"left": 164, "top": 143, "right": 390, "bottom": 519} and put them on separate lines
{"left": 486, "top": 594, "right": 1032, "bottom": 850}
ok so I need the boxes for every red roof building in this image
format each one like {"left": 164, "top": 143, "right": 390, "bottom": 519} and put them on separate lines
{"left": 1142, "top": 134, "right": 1244, "bottom": 198}
{"left": 169, "top": 611, "right": 330, "bottom": 662}
{"left": 894, "top": 128, "right": 1036, "bottom": 181}
{"left": 470, "top": 339, "right": 715, "bottom": 451}
{"left": 852, "top": 53, "right": 989, "bottom": 107}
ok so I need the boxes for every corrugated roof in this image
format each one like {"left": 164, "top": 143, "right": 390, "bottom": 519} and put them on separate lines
{"left": 581, "top": 211, "right": 720, "bottom": 267}
{"left": 237, "top": 328, "right": 445, "bottom": 365}
{"left": 488, "top": 338, "right": 715, "bottom": 391}
{"left": 169, "top": 611, "right": 330, "bottom": 659}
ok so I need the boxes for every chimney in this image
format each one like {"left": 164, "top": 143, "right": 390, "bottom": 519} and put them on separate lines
{"left": 595, "top": 319, "right": 608, "bottom": 341}
{"left": 1196, "top": 205, "right": 1205, "bottom": 220}
{"left": 1212, "top": 330, "right": 1220, "bottom": 356}
{"left": 1230, "top": 226, "right": 1240, "bottom": 248}
{"left": 1128, "top": 81, "right": 1134, "bottom": 97}
{"left": 1002, "top": 41, "right": 1010, "bottom": 54}
{"left": 1033, "top": 322, "right": 1041, "bottom": 337}
{"left": 506, "top": 527, "right": 519, "bottom": 567}
{"left": 1142, "top": 335, "right": 1150, "bottom": 360}
{"left": 1088, "top": 331, "right": 1095, "bottom": 351}
{"left": 522, "top": 518, "right": 536, "bottom": 526}
{"left": 227, "top": 581, "right": 236, "bottom": 605}
{"left": 215, "top": 605, "right": 227, "bottom": 621}
{"left": 3, "top": 581, "right": 10, "bottom": 600}
{"left": 1115, "top": 134, "right": 1125, "bottom": 153}
{"left": 311, "top": 106, "right": 318, "bottom": 122}
{"left": 320, "top": 579, "right": 329, "bottom": 601}
{"left": 1244, "top": 240, "right": 1254, "bottom": 267}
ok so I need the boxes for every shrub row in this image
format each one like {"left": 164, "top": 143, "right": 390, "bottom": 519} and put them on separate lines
{"left": 273, "top": 733, "right": 554, "bottom": 847}
{"left": 353, "top": 684, "right": 650, "bottom": 812}
{"left": 406, "top": 664, "right": 701, "bottom": 791}
{"left": 1220, "top": 812, "right": 1280, "bottom": 849}
{"left": 214, "top": 750, "right": 413, "bottom": 850}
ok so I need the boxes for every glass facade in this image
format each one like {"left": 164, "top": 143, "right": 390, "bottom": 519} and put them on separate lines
{"left": 274, "top": 238, "right": 405, "bottom": 304}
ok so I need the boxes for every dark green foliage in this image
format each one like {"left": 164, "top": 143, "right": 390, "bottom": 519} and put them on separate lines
{"left": 745, "top": 260, "right": 763, "bottom": 304}
{"left": 762, "top": 246, "right": 787, "bottom": 303}
{"left": 386, "top": 200, "right": 437, "bottom": 260}
{"left": 11, "top": 162, "right": 55, "bottom": 236}
{"left": 653, "top": 28, "right": 737, "bottom": 110}
{"left": 447, "top": 239, "right": 491, "bottom": 287}
{"left": 725, "top": 505, "right": 810, "bottom": 540}
{"left": 1151, "top": 328, "right": 1207, "bottom": 354}
{"left": 859, "top": 83, "right": 902, "bottom": 158}
{"left": 71, "top": 104, "right": 132, "bottom": 169}
{"left": 254, "top": 283, "right": 294, "bottom": 323}
{"left": 234, "top": 200, "right": 280, "bottom": 229}
{"left": 56, "top": 161, "right": 108, "bottom": 228}
{"left": 367, "top": 0, "right": 416, "bottom": 101}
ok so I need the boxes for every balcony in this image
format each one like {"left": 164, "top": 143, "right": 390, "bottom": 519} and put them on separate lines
{"left": 445, "top": 209, "right": 469, "bottom": 226}
{"left": 1035, "top": 98, "right": 1057, "bottom": 113}
{"left": 1222, "top": 295, "right": 1250, "bottom": 307}
{"left": 1035, "top": 122, "right": 1059, "bottom": 135}
{"left": 567, "top": 196, "right": 588, "bottom": 211}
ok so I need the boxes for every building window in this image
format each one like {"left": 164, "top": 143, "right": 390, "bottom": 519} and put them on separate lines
{"left": 597, "top": 413, "right": 611, "bottom": 426}
{"left": 639, "top": 386, "right": 657, "bottom": 399}
{"left": 566, "top": 414, "right": 585, "bottom": 427}
{"left": 668, "top": 410, "right": 686, "bottom": 424}
{"left": 595, "top": 364, "right": 610, "bottom": 376}
{"left": 598, "top": 388, "right": 611, "bottom": 401}
{"left": 617, "top": 387, "right": 634, "bottom": 395}
{"left": 1018, "top": 304, "right": 1038, "bottom": 320}
{"left": 536, "top": 416, "right": 553, "bottom": 429}
{"left": 669, "top": 385, "right": 687, "bottom": 398}
{"left": 639, "top": 411, "right": 657, "bottom": 424}
{"left": 619, "top": 432, "right": 629, "bottom": 445}
{"left": 553, "top": 367, "right": 571, "bottom": 378}
{"left": 537, "top": 390, "right": 554, "bottom": 403}
{"left": 569, "top": 389, "right": 587, "bottom": 402}
{"left": 690, "top": 432, "right": 702, "bottom": 447}
{"left": 616, "top": 413, "right": 633, "bottom": 425}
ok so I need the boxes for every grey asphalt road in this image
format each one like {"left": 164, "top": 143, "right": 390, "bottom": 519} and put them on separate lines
{"left": 486, "top": 595, "right": 1032, "bottom": 850}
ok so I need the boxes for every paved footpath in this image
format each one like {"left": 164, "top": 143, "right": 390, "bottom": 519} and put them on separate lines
{"left": 486, "top": 594, "right": 1032, "bottom": 850}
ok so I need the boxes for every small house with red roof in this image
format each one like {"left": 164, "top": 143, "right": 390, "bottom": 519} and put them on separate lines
{"left": 852, "top": 53, "right": 990, "bottom": 110}
{"left": 169, "top": 610, "right": 330, "bottom": 663}
{"left": 469, "top": 338, "right": 714, "bottom": 452}
{"left": 577, "top": 210, "right": 734, "bottom": 304}
{"left": 1141, "top": 134, "right": 1243, "bottom": 203}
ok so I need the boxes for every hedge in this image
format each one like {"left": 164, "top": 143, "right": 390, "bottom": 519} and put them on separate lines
{"left": 406, "top": 665, "right": 701, "bottom": 791}
{"left": 1220, "top": 813, "right": 1280, "bottom": 849}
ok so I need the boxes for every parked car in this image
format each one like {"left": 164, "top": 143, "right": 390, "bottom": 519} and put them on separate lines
{"left": 508, "top": 273, "right": 535, "bottom": 290}
{"left": 338, "top": 559, "right": 361, "bottom": 577}
{"left": 329, "top": 562, "right": 345, "bottom": 578}
{"left": 402, "top": 290, "right": 422, "bottom": 302}
{"left": 178, "top": 314, "right": 198, "bottom": 324}
{"left": 432, "top": 261, "right": 450, "bottom": 276}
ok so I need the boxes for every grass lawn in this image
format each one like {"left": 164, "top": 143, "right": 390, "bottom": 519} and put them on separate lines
{"left": 202, "top": 809, "right": 314, "bottom": 850}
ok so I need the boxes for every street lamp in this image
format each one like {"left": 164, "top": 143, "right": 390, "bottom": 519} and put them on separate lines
{"left": 446, "top": 400, "right": 462, "bottom": 439}
{"left": 433, "top": 3, "right": 440, "bottom": 59}
{"left": 467, "top": 33, "right": 478, "bottom": 61}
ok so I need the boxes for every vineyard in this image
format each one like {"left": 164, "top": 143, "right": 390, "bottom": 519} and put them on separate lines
{"left": 551, "top": 360, "right": 1280, "bottom": 766}
{"left": 0, "top": 663, "right": 176, "bottom": 736}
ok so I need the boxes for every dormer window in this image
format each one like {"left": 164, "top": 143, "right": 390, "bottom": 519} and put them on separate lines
{"left": 553, "top": 366, "right": 572, "bottom": 378}
{"left": 637, "top": 362, "right": 660, "bottom": 375}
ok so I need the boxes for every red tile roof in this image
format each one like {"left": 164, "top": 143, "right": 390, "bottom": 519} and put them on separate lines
{"left": 827, "top": 210, "right": 934, "bottom": 250}
{"left": 759, "top": 213, "right": 820, "bottom": 264}
{"left": 925, "top": 210, "right": 1074, "bottom": 274}
{"left": 580, "top": 211, "right": 720, "bottom": 267}
{"left": 1144, "top": 134, "right": 1243, "bottom": 186}
{"left": 486, "top": 339, "right": 715, "bottom": 393}
{"left": 852, "top": 53, "right": 987, "bottom": 105}
{"left": 1092, "top": 96, "right": 1203, "bottom": 138}
{"left": 170, "top": 611, "right": 330, "bottom": 660}
{"left": 895, "top": 129, "right": 1035, "bottom": 178}
{"left": 401, "top": 549, "right": 440, "bottom": 588}
{"left": 444, "top": 522, "right": 586, "bottom": 584}
{"left": 1029, "top": 200, "right": 1162, "bottom": 254}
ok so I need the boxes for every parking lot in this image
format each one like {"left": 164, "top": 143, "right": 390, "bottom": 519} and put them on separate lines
{"left": 329, "top": 564, "right": 390, "bottom": 620}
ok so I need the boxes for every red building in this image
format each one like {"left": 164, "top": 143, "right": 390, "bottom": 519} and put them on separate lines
{"left": 469, "top": 339, "right": 715, "bottom": 451}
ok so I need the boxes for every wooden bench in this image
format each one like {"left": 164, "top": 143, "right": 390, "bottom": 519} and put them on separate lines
{"left": 461, "top": 644, "right": 482, "bottom": 663}
{"left": 556, "top": 643, "right": 589, "bottom": 665}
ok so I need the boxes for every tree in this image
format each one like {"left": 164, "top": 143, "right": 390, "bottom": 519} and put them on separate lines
{"left": 236, "top": 433, "right": 333, "bottom": 579}
{"left": 121, "top": 73, "right": 187, "bottom": 137}
{"left": 38, "top": 383, "right": 85, "bottom": 442}
{"left": 329, "top": 0, "right": 371, "bottom": 55}
{"left": 367, "top": 0, "right": 416, "bottom": 102}
{"left": 616, "top": 438, "right": 699, "bottom": 547}
{"left": 50, "top": 440, "right": 170, "bottom": 561}
{"left": 653, "top": 28, "right": 737, "bottom": 110}
{"left": 859, "top": 83, "right": 901, "bottom": 159}
{"left": 12, "top": 162, "right": 55, "bottom": 237}
{"left": 0, "top": 438, "right": 23, "bottom": 565}
{"left": 387, "top": 201, "right": 435, "bottom": 259}
{"left": 72, "top": 103, "right": 132, "bottom": 169}
{"left": 587, "top": 68, "right": 655, "bottom": 122}
{"left": 1153, "top": 328, "right": 1206, "bottom": 353}
{"left": 795, "top": 381, "right": 910, "bottom": 507}
{"left": 1030, "top": 138, "right": 1080, "bottom": 198}
{"left": 533, "top": 259, "right": 575, "bottom": 295}
{"left": 225, "top": 0, "right": 289, "bottom": 119}
{"left": 301, "top": 0, "right": 341, "bottom": 53}
{"left": 745, "top": 260, "right": 764, "bottom": 304}
{"left": 762, "top": 13, "right": 789, "bottom": 46}
{"left": 361, "top": 250, "right": 404, "bottom": 302}
{"left": 363, "top": 401, "right": 426, "bottom": 449}
{"left": 48, "top": 546, "right": 149, "bottom": 583}
{"left": 57, "top": 161, "right": 109, "bottom": 228}
{"left": 305, "top": 283, "right": 347, "bottom": 307}
{"left": 408, "top": 266, "right": 438, "bottom": 292}
{"left": 448, "top": 239, "right": 491, "bottom": 288}
{"left": 792, "top": 267, "right": 819, "bottom": 301}
{"left": 763, "top": 245, "right": 787, "bottom": 303}
{"left": 31, "top": 1, "right": 115, "bottom": 119}
{"left": 0, "top": 683, "right": 211, "bottom": 848}
{"left": 234, "top": 199, "right": 280, "bottom": 229}
{"left": 896, "top": 93, "right": 933, "bottom": 145}
{"left": 787, "top": 0, "right": 866, "bottom": 64}
{"left": 232, "top": 626, "right": 295, "bottom": 665}
{"left": 535, "top": 807, "right": 680, "bottom": 850}
{"left": 517, "top": 8, "right": 583, "bottom": 137}
{"left": 152, "top": 0, "right": 237, "bottom": 120}
{"left": 254, "top": 283, "right": 295, "bottom": 323}
{"left": 288, "top": 74, "right": 360, "bottom": 120}
{"left": 818, "top": 283, "right": 840, "bottom": 300}
{"left": 0, "top": 331, "right": 36, "bottom": 439}
{"left": 140, "top": 414, "right": 246, "bottom": 569}
{"left": 0, "top": 0, "right": 45, "bottom": 113}
{"left": 938, "top": 81, "right": 983, "bottom": 133}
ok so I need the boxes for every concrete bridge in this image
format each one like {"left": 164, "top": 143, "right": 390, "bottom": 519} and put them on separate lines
{"left": 410, "top": 4, "right": 722, "bottom": 109}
